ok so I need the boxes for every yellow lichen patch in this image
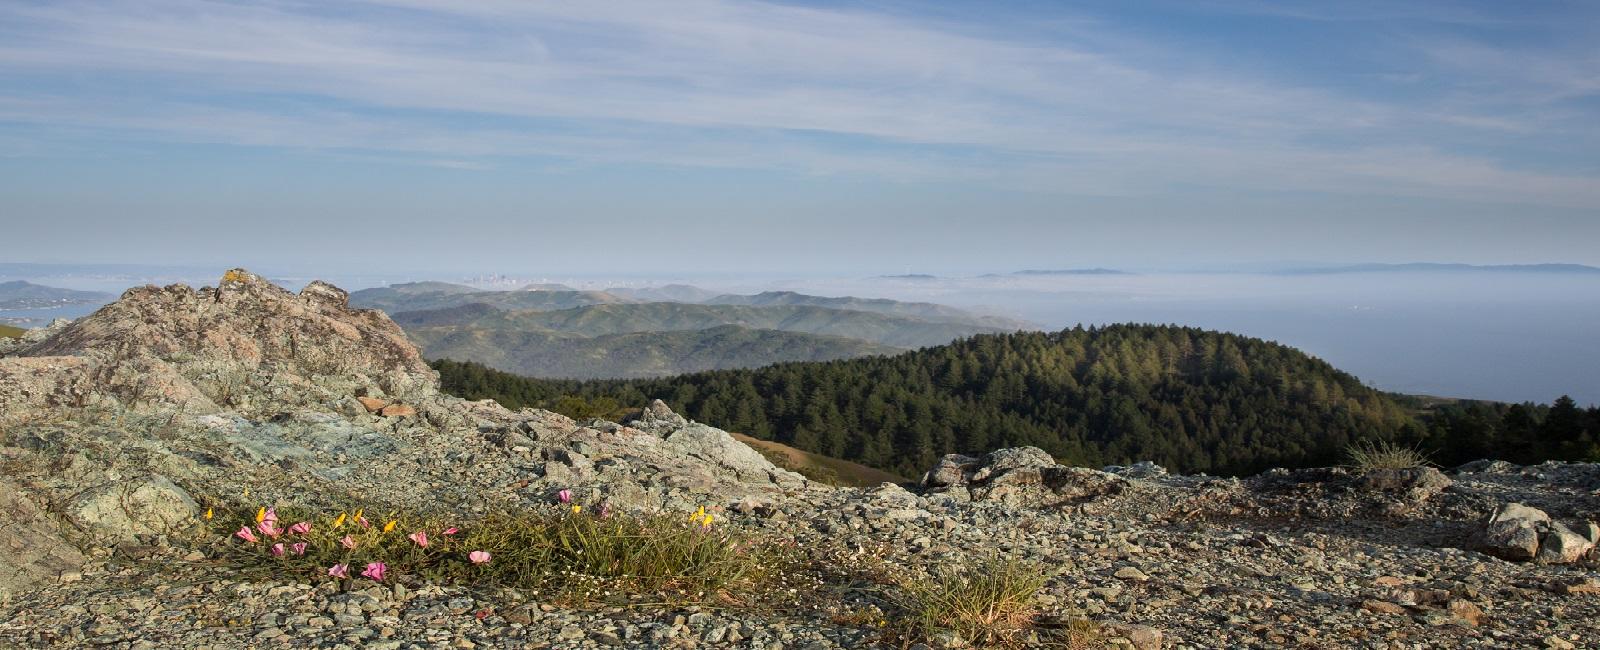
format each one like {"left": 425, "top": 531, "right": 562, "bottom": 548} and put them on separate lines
{"left": 221, "top": 269, "right": 248, "bottom": 284}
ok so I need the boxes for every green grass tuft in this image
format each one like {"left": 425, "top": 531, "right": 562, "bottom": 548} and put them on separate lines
{"left": 889, "top": 556, "right": 1052, "bottom": 648}
{"left": 1345, "top": 439, "right": 1431, "bottom": 471}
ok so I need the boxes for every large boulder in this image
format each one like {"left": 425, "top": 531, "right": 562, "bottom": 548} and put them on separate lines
{"left": 1472, "top": 502, "right": 1595, "bottom": 564}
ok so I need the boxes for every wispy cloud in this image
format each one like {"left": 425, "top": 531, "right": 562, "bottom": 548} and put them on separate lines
{"left": 0, "top": 0, "right": 1595, "bottom": 207}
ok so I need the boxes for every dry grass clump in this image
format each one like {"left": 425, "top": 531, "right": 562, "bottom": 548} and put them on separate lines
{"left": 1345, "top": 439, "right": 1431, "bottom": 471}
{"left": 889, "top": 556, "right": 1050, "bottom": 648}
{"left": 202, "top": 500, "right": 796, "bottom": 606}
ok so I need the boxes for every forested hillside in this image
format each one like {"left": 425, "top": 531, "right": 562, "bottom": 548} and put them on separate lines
{"left": 435, "top": 325, "right": 1419, "bottom": 475}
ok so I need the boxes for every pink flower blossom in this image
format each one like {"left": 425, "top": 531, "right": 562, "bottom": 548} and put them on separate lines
{"left": 469, "top": 551, "right": 491, "bottom": 565}
{"left": 262, "top": 507, "right": 278, "bottom": 524}
{"left": 442, "top": 527, "right": 460, "bottom": 536}
{"left": 356, "top": 515, "right": 371, "bottom": 529}
{"left": 556, "top": 489, "right": 572, "bottom": 504}
{"left": 291, "top": 542, "right": 308, "bottom": 556}
{"left": 270, "top": 543, "right": 285, "bottom": 557}
{"left": 288, "top": 521, "right": 311, "bottom": 535}
{"left": 361, "top": 562, "right": 387, "bottom": 581}
{"left": 340, "top": 535, "right": 356, "bottom": 549}
{"left": 235, "top": 526, "right": 258, "bottom": 543}
{"left": 408, "top": 531, "right": 429, "bottom": 548}
{"left": 256, "top": 520, "right": 283, "bottom": 538}
{"left": 328, "top": 563, "right": 349, "bottom": 579}
{"left": 598, "top": 503, "right": 612, "bottom": 519}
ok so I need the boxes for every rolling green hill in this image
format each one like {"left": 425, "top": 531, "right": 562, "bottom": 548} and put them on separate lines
{"left": 436, "top": 324, "right": 1600, "bottom": 475}
{"left": 0, "top": 324, "right": 24, "bottom": 339}
{"left": 436, "top": 325, "right": 1419, "bottom": 476}
{"left": 411, "top": 323, "right": 899, "bottom": 379}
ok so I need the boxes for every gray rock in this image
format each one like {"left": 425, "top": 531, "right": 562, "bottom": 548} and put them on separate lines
{"left": 1536, "top": 522, "right": 1595, "bottom": 564}
{"left": 1353, "top": 467, "right": 1453, "bottom": 503}
{"left": 1488, "top": 502, "right": 1551, "bottom": 526}
{"left": 66, "top": 474, "right": 198, "bottom": 543}
{"left": 0, "top": 478, "right": 86, "bottom": 599}
{"left": 1474, "top": 520, "right": 1541, "bottom": 561}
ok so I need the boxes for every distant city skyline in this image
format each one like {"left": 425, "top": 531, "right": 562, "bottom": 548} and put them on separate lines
{"left": 2, "top": 0, "right": 1598, "bottom": 273}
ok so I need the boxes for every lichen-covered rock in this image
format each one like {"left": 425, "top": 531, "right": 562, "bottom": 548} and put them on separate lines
{"left": 626, "top": 401, "right": 804, "bottom": 488}
{"left": 65, "top": 474, "right": 198, "bottom": 543}
{"left": 13, "top": 269, "right": 437, "bottom": 415}
{"left": 0, "top": 477, "right": 85, "bottom": 600}
{"left": 1474, "top": 519, "right": 1541, "bottom": 561}
{"left": 922, "top": 446, "right": 1126, "bottom": 506}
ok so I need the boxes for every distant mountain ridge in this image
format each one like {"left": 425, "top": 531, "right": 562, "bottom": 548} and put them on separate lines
{"left": 362, "top": 282, "right": 1021, "bottom": 378}
{"left": 409, "top": 323, "right": 898, "bottom": 379}
{"left": 702, "top": 291, "right": 1031, "bottom": 329}
{"left": 0, "top": 281, "right": 113, "bottom": 310}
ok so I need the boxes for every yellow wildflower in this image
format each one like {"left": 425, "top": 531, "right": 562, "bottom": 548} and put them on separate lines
{"left": 383, "top": 520, "right": 397, "bottom": 533}
{"left": 703, "top": 513, "right": 714, "bottom": 526}
{"left": 691, "top": 506, "right": 705, "bottom": 522}
{"left": 571, "top": 505, "right": 583, "bottom": 514}
{"left": 255, "top": 507, "right": 266, "bottom": 523}
{"left": 203, "top": 507, "right": 213, "bottom": 520}
{"left": 333, "top": 513, "right": 347, "bottom": 528}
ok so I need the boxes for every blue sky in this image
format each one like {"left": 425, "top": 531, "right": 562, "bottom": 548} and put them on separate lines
{"left": 1, "top": 0, "right": 1597, "bottom": 274}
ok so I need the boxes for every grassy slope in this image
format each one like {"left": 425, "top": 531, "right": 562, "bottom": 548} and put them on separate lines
{"left": 731, "top": 432, "right": 909, "bottom": 487}
{"left": 0, "top": 324, "right": 23, "bottom": 338}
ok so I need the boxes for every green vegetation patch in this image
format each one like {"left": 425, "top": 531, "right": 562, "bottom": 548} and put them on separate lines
{"left": 202, "top": 499, "right": 811, "bottom": 607}
{"left": 0, "top": 324, "right": 23, "bottom": 339}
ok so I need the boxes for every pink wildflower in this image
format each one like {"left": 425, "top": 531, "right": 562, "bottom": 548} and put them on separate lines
{"left": 361, "top": 562, "right": 387, "bottom": 581}
{"left": 262, "top": 507, "right": 278, "bottom": 524}
{"left": 270, "top": 543, "right": 285, "bottom": 557}
{"left": 291, "top": 542, "right": 308, "bottom": 556}
{"left": 340, "top": 535, "right": 356, "bottom": 549}
{"left": 288, "top": 521, "right": 311, "bottom": 535}
{"left": 234, "top": 526, "right": 258, "bottom": 543}
{"left": 328, "top": 563, "right": 349, "bottom": 579}
{"left": 408, "top": 531, "right": 429, "bottom": 548}
{"left": 256, "top": 520, "right": 283, "bottom": 538}
{"left": 469, "top": 551, "right": 491, "bottom": 565}
{"left": 556, "top": 489, "right": 572, "bottom": 504}
{"left": 442, "top": 527, "right": 460, "bottom": 536}
{"left": 356, "top": 515, "right": 371, "bottom": 529}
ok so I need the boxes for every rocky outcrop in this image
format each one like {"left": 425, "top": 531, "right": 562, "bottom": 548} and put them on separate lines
{"left": 65, "top": 475, "right": 199, "bottom": 544}
{"left": 922, "top": 446, "right": 1127, "bottom": 506}
{"left": 0, "top": 477, "right": 85, "bottom": 600}
{"left": 6, "top": 269, "right": 436, "bottom": 417}
{"left": 1472, "top": 502, "right": 1597, "bottom": 564}
{"left": 626, "top": 400, "right": 805, "bottom": 489}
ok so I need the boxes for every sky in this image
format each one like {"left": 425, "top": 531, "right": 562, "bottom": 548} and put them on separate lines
{"left": 1, "top": 0, "right": 1598, "bottom": 275}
